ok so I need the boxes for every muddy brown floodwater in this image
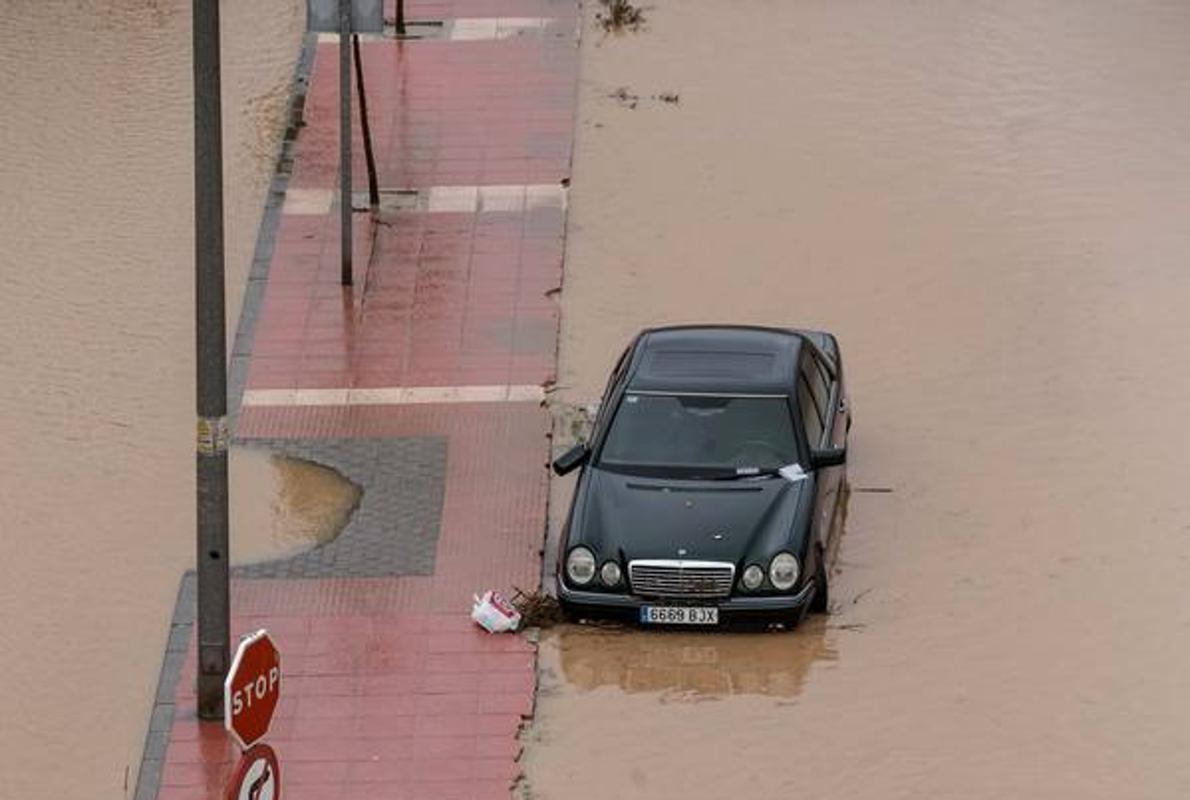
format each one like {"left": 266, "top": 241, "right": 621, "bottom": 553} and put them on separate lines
{"left": 230, "top": 448, "right": 361, "bottom": 564}
{"left": 528, "top": 2, "right": 1190, "bottom": 798}
{"left": 0, "top": 3, "right": 361, "bottom": 799}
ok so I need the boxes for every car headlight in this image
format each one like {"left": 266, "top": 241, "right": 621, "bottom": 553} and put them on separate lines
{"left": 741, "top": 564, "right": 764, "bottom": 591}
{"left": 566, "top": 547, "right": 596, "bottom": 586}
{"left": 600, "top": 561, "right": 622, "bottom": 587}
{"left": 769, "top": 552, "right": 800, "bottom": 591}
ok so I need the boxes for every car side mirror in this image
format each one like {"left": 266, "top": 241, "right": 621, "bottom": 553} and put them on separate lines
{"left": 552, "top": 443, "right": 590, "bottom": 476}
{"left": 809, "top": 445, "right": 847, "bottom": 469}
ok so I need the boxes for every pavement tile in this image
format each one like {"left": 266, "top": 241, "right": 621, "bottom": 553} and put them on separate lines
{"left": 153, "top": 789, "right": 209, "bottom": 800}
{"left": 285, "top": 760, "right": 351, "bottom": 785}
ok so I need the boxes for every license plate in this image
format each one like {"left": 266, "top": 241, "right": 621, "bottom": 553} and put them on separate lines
{"left": 639, "top": 606, "right": 719, "bottom": 625}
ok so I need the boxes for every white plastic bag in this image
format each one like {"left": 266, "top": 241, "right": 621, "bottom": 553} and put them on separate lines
{"left": 471, "top": 590, "right": 521, "bottom": 633}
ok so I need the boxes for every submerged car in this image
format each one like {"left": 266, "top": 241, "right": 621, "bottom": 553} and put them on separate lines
{"left": 552, "top": 325, "right": 850, "bottom": 627}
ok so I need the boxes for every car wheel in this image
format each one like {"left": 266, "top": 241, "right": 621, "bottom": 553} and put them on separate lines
{"left": 810, "top": 548, "right": 829, "bottom": 614}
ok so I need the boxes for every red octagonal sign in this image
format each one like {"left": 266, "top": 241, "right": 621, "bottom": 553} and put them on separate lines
{"left": 224, "top": 630, "right": 281, "bottom": 750}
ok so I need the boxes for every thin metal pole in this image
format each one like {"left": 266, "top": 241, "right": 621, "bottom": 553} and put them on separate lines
{"left": 339, "top": 0, "right": 353, "bottom": 286}
{"left": 353, "top": 34, "right": 380, "bottom": 209}
{"left": 192, "top": 0, "right": 230, "bottom": 722}
{"left": 395, "top": 0, "right": 406, "bottom": 36}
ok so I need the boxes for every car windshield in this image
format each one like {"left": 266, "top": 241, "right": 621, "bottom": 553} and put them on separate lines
{"left": 597, "top": 393, "right": 798, "bottom": 477}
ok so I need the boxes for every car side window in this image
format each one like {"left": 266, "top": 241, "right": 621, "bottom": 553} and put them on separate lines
{"left": 797, "top": 373, "right": 824, "bottom": 447}
{"left": 593, "top": 345, "right": 632, "bottom": 436}
{"left": 806, "top": 353, "right": 832, "bottom": 417}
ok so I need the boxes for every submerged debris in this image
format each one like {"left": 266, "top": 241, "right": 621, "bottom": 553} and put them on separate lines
{"left": 511, "top": 587, "right": 567, "bottom": 628}
{"left": 608, "top": 87, "right": 681, "bottom": 109}
{"left": 596, "top": 0, "right": 646, "bottom": 34}
{"left": 610, "top": 86, "right": 640, "bottom": 108}
{"left": 548, "top": 400, "right": 597, "bottom": 446}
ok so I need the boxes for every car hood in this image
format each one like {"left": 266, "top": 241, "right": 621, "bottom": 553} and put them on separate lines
{"left": 570, "top": 467, "right": 812, "bottom": 565}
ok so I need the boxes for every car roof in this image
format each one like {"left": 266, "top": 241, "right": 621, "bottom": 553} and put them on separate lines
{"left": 626, "top": 325, "right": 806, "bottom": 395}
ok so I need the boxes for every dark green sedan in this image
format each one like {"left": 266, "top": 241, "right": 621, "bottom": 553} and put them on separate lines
{"left": 552, "top": 325, "right": 851, "bottom": 627}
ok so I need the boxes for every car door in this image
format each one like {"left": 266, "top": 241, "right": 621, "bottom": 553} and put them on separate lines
{"left": 797, "top": 350, "right": 841, "bottom": 568}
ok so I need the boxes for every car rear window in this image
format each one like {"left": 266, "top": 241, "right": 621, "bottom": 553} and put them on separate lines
{"left": 643, "top": 350, "right": 777, "bottom": 380}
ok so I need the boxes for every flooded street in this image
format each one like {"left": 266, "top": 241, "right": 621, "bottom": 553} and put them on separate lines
{"left": 0, "top": 2, "right": 318, "bottom": 797}
{"left": 529, "top": 1, "right": 1190, "bottom": 798}
{"left": 3, "top": 0, "right": 1190, "bottom": 797}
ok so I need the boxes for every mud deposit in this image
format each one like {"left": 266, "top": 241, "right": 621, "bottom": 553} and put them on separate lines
{"left": 0, "top": 3, "right": 305, "bottom": 797}
{"left": 527, "top": 1, "right": 1190, "bottom": 798}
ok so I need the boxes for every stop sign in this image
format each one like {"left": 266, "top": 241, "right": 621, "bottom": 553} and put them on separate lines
{"left": 223, "top": 630, "right": 281, "bottom": 750}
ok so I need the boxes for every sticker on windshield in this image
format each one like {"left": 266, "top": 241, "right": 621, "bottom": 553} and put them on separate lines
{"left": 625, "top": 395, "right": 639, "bottom": 403}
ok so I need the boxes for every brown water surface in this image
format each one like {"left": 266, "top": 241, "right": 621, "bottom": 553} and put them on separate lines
{"left": 528, "top": 2, "right": 1190, "bottom": 798}
{"left": 0, "top": 3, "right": 316, "bottom": 797}
{"left": 230, "top": 448, "right": 360, "bottom": 564}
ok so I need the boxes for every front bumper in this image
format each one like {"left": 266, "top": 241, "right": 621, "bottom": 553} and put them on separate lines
{"left": 557, "top": 579, "right": 818, "bottom": 625}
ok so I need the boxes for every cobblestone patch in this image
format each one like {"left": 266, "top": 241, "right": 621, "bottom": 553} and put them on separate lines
{"left": 233, "top": 436, "right": 447, "bottom": 578}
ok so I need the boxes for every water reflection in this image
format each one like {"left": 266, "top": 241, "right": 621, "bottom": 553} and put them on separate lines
{"left": 549, "top": 617, "right": 838, "bottom": 700}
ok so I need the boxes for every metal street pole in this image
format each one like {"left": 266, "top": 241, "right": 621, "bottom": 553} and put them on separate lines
{"left": 339, "top": 0, "right": 353, "bottom": 285}
{"left": 353, "top": 34, "right": 380, "bottom": 209}
{"left": 192, "top": 0, "right": 231, "bottom": 721}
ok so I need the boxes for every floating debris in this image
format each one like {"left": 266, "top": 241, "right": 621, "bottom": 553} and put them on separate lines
{"left": 608, "top": 87, "right": 681, "bottom": 110}
{"left": 597, "top": 0, "right": 646, "bottom": 34}
{"left": 610, "top": 86, "right": 640, "bottom": 109}
{"left": 511, "top": 587, "right": 567, "bottom": 628}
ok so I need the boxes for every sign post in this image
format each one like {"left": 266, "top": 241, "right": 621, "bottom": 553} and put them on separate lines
{"left": 193, "top": 0, "right": 232, "bottom": 722}
{"left": 224, "top": 630, "right": 282, "bottom": 799}
{"left": 338, "top": 0, "right": 352, "bottom": 285}
{"left": 305, "top": 0, "right": 384, "bottom": 287}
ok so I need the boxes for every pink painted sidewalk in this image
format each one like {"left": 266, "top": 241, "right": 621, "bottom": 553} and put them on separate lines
{"left": 146, "top": 2, "right": 577, "bottom": 798}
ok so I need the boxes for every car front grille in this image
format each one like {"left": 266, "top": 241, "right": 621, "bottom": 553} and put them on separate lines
{"left": 628, "top": 560, "right": 735, "bottom": 599}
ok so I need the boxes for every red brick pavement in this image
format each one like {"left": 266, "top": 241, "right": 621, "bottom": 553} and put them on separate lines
{"left": 152, "top": 2, "right": 576, "bottom": 796}
{"left": 250, "top": 1, "right": 574, "bottom": 392}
